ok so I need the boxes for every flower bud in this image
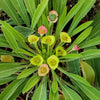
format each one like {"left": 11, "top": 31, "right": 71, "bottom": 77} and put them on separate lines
{"left": 47, "top": 55, "right": 59, "bottom": 70}
{"left": 60, "top": 32, "right": 71, "bottom": 43}
{"left": 30, "top": 55, "right": 43, "bottom": 66}
{"left": 47, "top": 10, "right": 58, "bottom": 23}
{"left": 56, "top": 46, "right": 66, "bottom": 56}
{"left": 38, "top": 25, "right": 47, "bottom": 35}
{"left": 41, "top": 35, "right": 55, "bottom": 46}
{"left": 72, "top": 44, "right": 80, "bottom": 51}
{"left": 38, "top": 64, "right": 49, "bottom": 76}
{"left": 28, "top": 35, "right": 39, "bottom": 44}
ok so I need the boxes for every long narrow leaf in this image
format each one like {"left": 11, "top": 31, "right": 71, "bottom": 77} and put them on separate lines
{"left": 57, "top": 67, "right": 90, "bottom": 86}
{"left": 0, "top": 76, "right": 16, "bottom": 85}
{"left": 67, "top": 27, "right": 92, "bottom": 51}
{"left": 0, "top": 79, "right": 25, "bottom": 100}
{"left": 1, "top": 26, "right": 19, "bottom": 49}
{"left": 24, "top": 0, "right": 36, "bottom": 18}
{"left": 32, "top": 82, "right": 47, "bottom": 100}
{"left": 10, "top": 0, "right": 30, "bottom": 27}
{"left": 75, "top": 82, "right": 100, "bottom": 100}
{"left": 8, "top": 80, "right": 26, "bottom": 100}
{"left": 81, "top": 49, "right": 100, "bottom": 60}
{"left": 0, "top": 63, "right": 30, "bottom": 78}
{"left": 13, "top": 49, "right": 34, "bottom": 56}
{"left": 79, "top": 37, "right": 100, "bottom": 48}
{"left": 0, "top": 0, "right": 21, "bottom": 25}
{"left": 70, "top": 21, "right": 93, "bottom": 37}
{"left": 55, "top": 0, "right": 85, "bottom": 40}
{"left": 49, "top": 88, "right": 58, "bottom": 100}
{"left": 0, "top": 49, "right": 30, "bottom": 60}
{"left": 22, "top": 73, "right": 40, "bottom": 93}
{"left": 60, "top": 84, "right": 82, "bottom": 100}
{"left": 68, "top": 0, "right": 96, "bottom": 34}
{"left": 17, "top": 67, "right": 38, "bottom": 79}
{"left": 31, "top": 0, "right": 48, "bottom": 29}
{"left": 0, "top": 21, "right": 29, "bottom": 50}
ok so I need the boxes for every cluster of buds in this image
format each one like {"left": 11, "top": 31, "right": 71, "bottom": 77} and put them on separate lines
{"left": 28, "top": 10, "right": 80, "bottom": 77}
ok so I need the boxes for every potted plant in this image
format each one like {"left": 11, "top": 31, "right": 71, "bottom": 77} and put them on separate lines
{"left": 0, "top": 0, "right": 100, "bottom": 100}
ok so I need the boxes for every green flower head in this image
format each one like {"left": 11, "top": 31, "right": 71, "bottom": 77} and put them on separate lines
{"left": 41, "top": 35, "right": 55, "bottom": 46}
{"left": 60, "top": 32, "right": 71, "bottom": 43}
{"left": 47, "top": 55, "right": 59, "bottom": 70}
{"left": 28, "top": 35, "right": 39, "bottom": 44}
{"left": 30, "top": 55, "right": 43, "bottom": 66}
{"left": 56, "top": 46, "right": 67, "bottom": 56}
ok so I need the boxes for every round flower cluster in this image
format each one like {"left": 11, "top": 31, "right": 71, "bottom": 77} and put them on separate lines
{"left": 27, "top": 10, "right": 79, "bottom": 77}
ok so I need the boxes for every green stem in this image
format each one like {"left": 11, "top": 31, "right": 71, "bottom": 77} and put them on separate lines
{"left": 57, "top": 42, "right": 65, "bottom": 47}
{"left": 47, "top": 44, "right": 49, "bottom": 54}
{"left": 34, "top": 43, "right": 41, "bottom": 54}
{"left": 40, "top": 35, "right": 43, "bottom": 50}
{"left": 49, "top": 22, "right": 53, "bottom": 35}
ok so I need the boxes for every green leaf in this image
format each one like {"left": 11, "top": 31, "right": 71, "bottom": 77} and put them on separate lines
{"left": 55, "top": 0, "right": 85, "bottom": 40}
{"left": 75, "top": 82, "right": 100, "bottom": 100}
{"left": 67, "top": 27, "right": 92, "bottom": 51}
{"left": 32, "top": 82, "right": 47, "bottom": 100}
{"left": 58, "top": 6, "right": 67, "bottom": 26}
{"left": 52, "top": 70, "right": 58, "bottom": 93}
{"left": 59, "top": 0, "right": 67, "bottom": 16}
{"left": 57, "top": 67, "right": 90, "bottom": 86}
{"left": 59, "top": 54, "right": 82, "bottom": 59}
{"left": 0, "top": 36, "right": 10, "bottom": 48}
{"left": 22, "top": 73, "right": 40, "bottom": 93}
{"left": 10, "top": 0, "right": 30, "bottom": 27}
{"left": 8, "top": 80, "right": 27, "bottom": 100}
{"left": 89, "top": 23, "right": 100, "bottom": 39}
{"left": 0, "top": 49, "right": 30, "bottom": 60}
{"left": 17, "top": 67, "right": 38, "bottom": 79}
{"left": 0, "top": 78, "right": 25, "bottom": 100}
{"left": 31, "top": 0, "right": 48, "bottom": 29}
{"left": 60, "top": 84, "right": 82, "bottom": 100}
{"left": 70, "top": 21, "right": 93, "bottom": 37}
{"left": 0, "top": 76, "right": 16, "bottom": 85}
{"left": 13, "top": 49, "right": 34, "bottom": 56}
{"left": 67, "top": 54, "right": 80, "bottom": 75}
{"left": 65, "top": 51, "right": 80, "bottom": 75}
{"left": 0, "top": 0, "right": 21, "bottom": 25}
{"left": 0, "top": 63, "right": 30, "bottom": 78}
{"left": 24, "top": 0, "right": 36, "bottom": 18}
{"left": 79, "top": 37, "right": 100, "bottom": 48}
{"left": 81, "top": 49, "right": 100, "bottom": 60}
{"left": 80, "top": 61, "right": 95, "bottom": 85}
{"left": 15, "top": 26, "right": 34, "bottom": 37}
{"left": 0, "top": 21, "right": 29, "bottom": 50}
{"left": 68, "top": 0, "right": 96, "bottom": 33}
{"left": 49, "top": 87, "right": 58, "bottom": 100}
{"left": 86, "top": 57, "right": 100, "bottom": 87}
{"left": 53, "top": 0, "right": 67, "bottom": 16}
{"left": 1, "top": 25, "right": 19, "bottom": 49}
{"left": 91, "top": 11, "right": 100, "bottom": 27}
{"left": 55, "top": 6, "right": 67, "bottom": 36}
